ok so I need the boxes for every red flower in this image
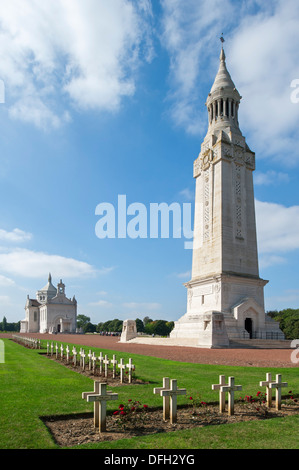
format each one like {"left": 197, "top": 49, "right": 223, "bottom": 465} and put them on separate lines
{"left": 189, "top": 397, "right": 193, "bottom": 400}
{"left": 128, "top": 399, "right": 132, "bottom": 402}
{"left": 119, "top": 404, "right": 124, "bottom": 409}
{"left": 143, "top": 404, "right": 148, "bottom": 409}
{"left": 131, "top": 406, "right": 135, "bottom": 411}
{"left": 113, "top": 411, "right": 119, "bottom": 415}
{"left": 120, "top": 410, "right": 126, "bottom": 415}
{"left": 256, "top": 391, "right": 261, "bottom": 396}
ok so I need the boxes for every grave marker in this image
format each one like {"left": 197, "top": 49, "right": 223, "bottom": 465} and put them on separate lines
{"left": 212, "top": 375, "right": 228, "bottom": 413}
{"left": 220, "top": 376, "right": 242, "bottom": 416}
{"left": 269, "top": 374, "right": 288, "bottom": 410}
{"left": 91, "top": 352, "right": 97, "bottom": 373}
{"left": 55, "top": 343, "right": 58, "bottom": 359}
{"left": 66, "top": 345, "right": 70, "bottom": 364}
{"left": 98, "top": 352, "right": 103, "bottom": 374}
{"left": 111, "top": 355, "right": 118, "bottom": 379}
{"left": 72, "top": 346, "right": 77, "bottom": 366}
{"left": 160, "top": 379, "right": 186, "bottom": 424}
{"left": 259, "top": 372, "right": 274, "bottom": 408}
{"left": 50, "top": 342, "right": 54, "bottom": 356}
{"left": 60, "top": 344, "right": 64, "bottom": 360}
{"left": 82, "top": 383, "right": 118, "bottom": 433}
{"left": 118, "top": 358, "right": 126, "bottom": 383}
{"left": 103, "top": 355, "right": 110, "bottom": 378}
{"left": 81, "top": 350, "right": 86, "bottom": 370}
{"left": 126, "top": 358, "right": 135, "bottom": 384}
{"left": 153, "top": 377, "right": 170, "bottom": 420}
{"left": 88, "top": 350, "right": 93, "bottom": 371}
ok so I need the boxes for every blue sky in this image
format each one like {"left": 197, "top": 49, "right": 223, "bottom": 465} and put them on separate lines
{"left": 0, "top": 0, "right": 299, "bottom": 324}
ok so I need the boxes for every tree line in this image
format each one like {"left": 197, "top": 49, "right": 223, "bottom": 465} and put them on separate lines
{"left": 0, "top": 316, "right": 20, "bottom": 332}
{"left": 267, "top": 308, "right": 299, "bottom": 340}
{"left": 77, "top": 315, "right": 175, "bottom": 336}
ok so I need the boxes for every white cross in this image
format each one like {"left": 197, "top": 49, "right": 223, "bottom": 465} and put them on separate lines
{"left": 111, "top": 355, "right": 118, "bottom": 379}
{"left": 60, "top": 344, "right": 64, "bottom": 359}
{"left": 88, "top": 350, "right": 93, "bottom": 371}
{"left": 118, "top": 358, "right": 126, "bottom": 383}
{"left": 55, "top": 343, "right": 59, "bottom": 359}
{"left": 160, "top": 379, "right": 186, "bottom": 424}
{"left": 47, "top": 342, "right": 49, "bottom": 355}
{"left": 103, "top": 355, "right": 110, "bottom": 378}
{"left": 154, "top": 377, "right": 170, "bottom": 420}
{"left": 50, "top": 342, "right": 54, "bottom": 356}
{"left": 212, "top": 375, "right": 228, "bottom": 413}
{"left": 98, "top": 352, "right": 103, "bottom": 374}
{"left": 82, "top": 382, "right": 118, "bottom": 433}
{"left": 72, "top": 347, "right": 77, "bottom": 366}
{"left": 79, "top": 348, "right": 83, "bottom": 367}
{"left": 269, "top": 374, "right": 288, "bottom": 410}
{"left": 126, "top": 358, "right": 135, "bottom": 384}
{"left": 81, "top": 350, "right": 86, "bottom": 370}
{"left": 220, "top": 376, "right": 242, "bottom": 416}
{"left": 66, "top": 345, "right": 70, "bottom": 363}
{"left": 259, "top": 372, "right": 274, "bottom": 408}
{"left": 91, "top": 352, "right": 97, "bottom": 372}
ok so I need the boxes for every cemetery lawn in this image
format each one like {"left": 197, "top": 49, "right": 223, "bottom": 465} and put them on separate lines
{"left": 0, "top": 338, "right": 298, "bottom": 449}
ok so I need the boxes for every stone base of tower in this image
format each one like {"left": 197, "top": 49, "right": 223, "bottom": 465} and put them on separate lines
{"left": 169, "top": 311, "right": 230, "bottom": 348}
{"left": 169, "top": 306, "right": 285, "bottom": 348}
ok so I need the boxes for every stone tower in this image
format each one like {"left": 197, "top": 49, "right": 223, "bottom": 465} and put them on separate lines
{"left": 170, "top": 46, "right": 284, "bottom": 347}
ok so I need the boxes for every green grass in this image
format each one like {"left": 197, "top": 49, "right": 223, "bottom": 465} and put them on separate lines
{"left": 0, "top": 338, "right": 298, "bottom": 449}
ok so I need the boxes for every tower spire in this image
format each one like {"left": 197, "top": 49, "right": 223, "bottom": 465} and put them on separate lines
{"left": 206, "top": 38, "right": 242, "bottom": 134}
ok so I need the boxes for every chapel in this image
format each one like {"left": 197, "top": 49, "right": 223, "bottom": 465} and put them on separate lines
{"left": 20, "top": 274, "right": 77, "bottom": 334}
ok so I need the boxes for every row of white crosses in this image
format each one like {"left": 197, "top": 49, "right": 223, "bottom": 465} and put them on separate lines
{"left": 47, "top": 342, "right": 135, "bottom": 383}
{"left": 82, "top": 371, "right": 289, "bottom": 435}
{"left": 82, "top": 377, "right": 187, "bottom": 435}
{"left": 13, "top": 335, "right": 41, "bottom": 349}
{"left": 212, "top": 373, "right": 288, "bottom": 415}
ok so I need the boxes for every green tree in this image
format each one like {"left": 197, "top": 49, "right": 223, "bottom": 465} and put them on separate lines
{"left": 76, "top": 314, "right": 90, "bottom": 331}
{"left": 136, "top": 318, "right": 145, "bottom": 332}
{"left": 84, "top": 322, "right": 97, "bottom": 333}
{"left": 2, "top": 316, "right": 7, "bottom": 332}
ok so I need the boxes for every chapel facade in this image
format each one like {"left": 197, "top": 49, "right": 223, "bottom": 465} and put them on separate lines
{"left": 20, "top": 274, "right": 77, "bottom": 334}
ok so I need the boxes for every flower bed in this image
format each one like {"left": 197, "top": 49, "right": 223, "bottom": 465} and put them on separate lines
{"left": 43, "top": 395, "right": 299, "bottom": 447}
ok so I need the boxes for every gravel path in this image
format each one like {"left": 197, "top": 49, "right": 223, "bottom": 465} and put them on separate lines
{"left": 5, "top": 333, "right": 298, "bottom": 368}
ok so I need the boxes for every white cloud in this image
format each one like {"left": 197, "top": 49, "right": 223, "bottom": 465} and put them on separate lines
{"left": 0, "top": 228, "right": 32, "bottom": 243}
{"left": 0, "top": 248, "right": 97, "bottom": 279}
{"left": 0, "top": 0, "right": 153, "bottom": 129}
{"left": 229, "top": 0, "right": 299, "bottom": 162}
{"left": 256, "top": 199, "right": 299, "bottom": 259}
{"left": 0, "top": 275, "right": 15, "bottom": 287}
{"left": 160, "top": 0, "right": 237, "bottom": 134}
{"left": 254, "top": 171, "right": 290, "bottom": 186}
{"left": 160, "top": 1, "right": 299, "bottom": 163}
{"left": 89, "top": 300, "right": 112, "bottom": 307}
